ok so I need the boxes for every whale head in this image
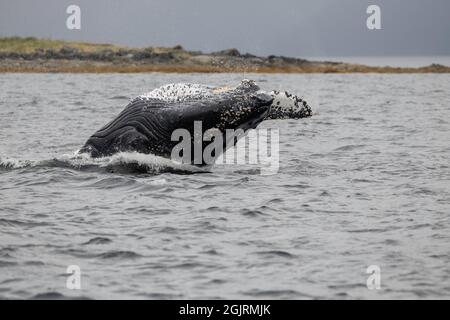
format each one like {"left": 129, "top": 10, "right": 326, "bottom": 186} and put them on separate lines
{"left": 267, "top": 90, "right": 312, "bottom": 119}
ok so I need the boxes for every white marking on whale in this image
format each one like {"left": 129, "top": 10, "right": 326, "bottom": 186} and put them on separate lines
{"left": 138, "top": 79, "right": 312, "bottom": 119}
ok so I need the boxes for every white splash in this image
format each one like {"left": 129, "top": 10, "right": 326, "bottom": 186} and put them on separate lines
{"left": 0, "top": 151, "right": 206, "bottom": 174}
{"left": 139, "top": 83, "right": 216, "bottom": 102}
{"left": 105, "top": 151, "right": 206, "bottom": 173}
{"left": 0, "top": 157, "right": 34, "bottom": 169}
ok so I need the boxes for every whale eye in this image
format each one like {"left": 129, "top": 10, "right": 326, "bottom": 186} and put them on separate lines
{"left": 252, "top": 93, "right": 273, "bottom": 105}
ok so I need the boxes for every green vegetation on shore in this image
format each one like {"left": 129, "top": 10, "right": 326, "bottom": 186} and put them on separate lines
{"left": 1, "top": 37, "right": 449, "bottom": 73}
{"left": 0, "top": 36, "right": 125, "bottom": 53}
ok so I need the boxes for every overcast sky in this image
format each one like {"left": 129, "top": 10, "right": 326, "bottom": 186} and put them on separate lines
{"left": 0, "top": 0, "right": 449, "bottom": 57}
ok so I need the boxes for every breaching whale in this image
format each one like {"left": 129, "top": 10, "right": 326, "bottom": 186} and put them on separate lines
{"left": 79, "top": 80, "right": 273, "bottom": 164}
{"left": 79, "top": 80, "right": 312, "bottom": 165}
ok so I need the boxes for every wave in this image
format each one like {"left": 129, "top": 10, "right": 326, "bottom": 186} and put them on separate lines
{"left": 0, "top": 158, "right": 34, "bottom": 170}
{"left": 0, "top": 152, "right": 207, "bottom": 175}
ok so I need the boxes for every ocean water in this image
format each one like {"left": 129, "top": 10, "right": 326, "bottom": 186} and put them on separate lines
{"left": 0, "top": 73, "right": 449, "bottom": 299}
{"left": 305, "top": 56, "right": 450, "bottom": 68}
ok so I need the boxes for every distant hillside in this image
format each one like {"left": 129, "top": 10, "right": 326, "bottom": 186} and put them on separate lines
{"left": 0, "top": 37, "right": 449, "bottom": 73}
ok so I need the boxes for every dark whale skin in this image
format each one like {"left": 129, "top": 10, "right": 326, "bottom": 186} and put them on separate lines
{"left": 79, "top": 88, "right": 273, "bottom": 164}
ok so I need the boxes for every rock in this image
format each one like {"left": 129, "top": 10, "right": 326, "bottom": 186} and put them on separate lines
{"left": 212, "top": 48, "right": 241, "bottom": 57}
{"left": 132, "top": 48, "right": 154, "bottom": 60}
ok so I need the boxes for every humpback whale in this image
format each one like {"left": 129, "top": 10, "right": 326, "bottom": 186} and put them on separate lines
{"left": 79, "top": 80, "right": 273, "bottom": 164}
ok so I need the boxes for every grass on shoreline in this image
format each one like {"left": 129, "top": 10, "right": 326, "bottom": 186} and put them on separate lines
{"left": 2, "top": 63, "right": 449, "bottom": 73}
{"left": 1, "top": 37, "right": 449, "bottom": 73}
{"left": 0, "top": 36, "right": 125, "bottom": 53}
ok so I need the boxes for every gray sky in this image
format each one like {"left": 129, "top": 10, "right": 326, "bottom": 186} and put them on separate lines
{"left": 0, "top": 0, "right": 449, "bottom": 57}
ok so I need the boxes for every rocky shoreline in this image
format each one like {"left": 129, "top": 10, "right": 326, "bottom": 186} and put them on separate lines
{"left": 1, "top": 37, "right": 449, "bottom": 73}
